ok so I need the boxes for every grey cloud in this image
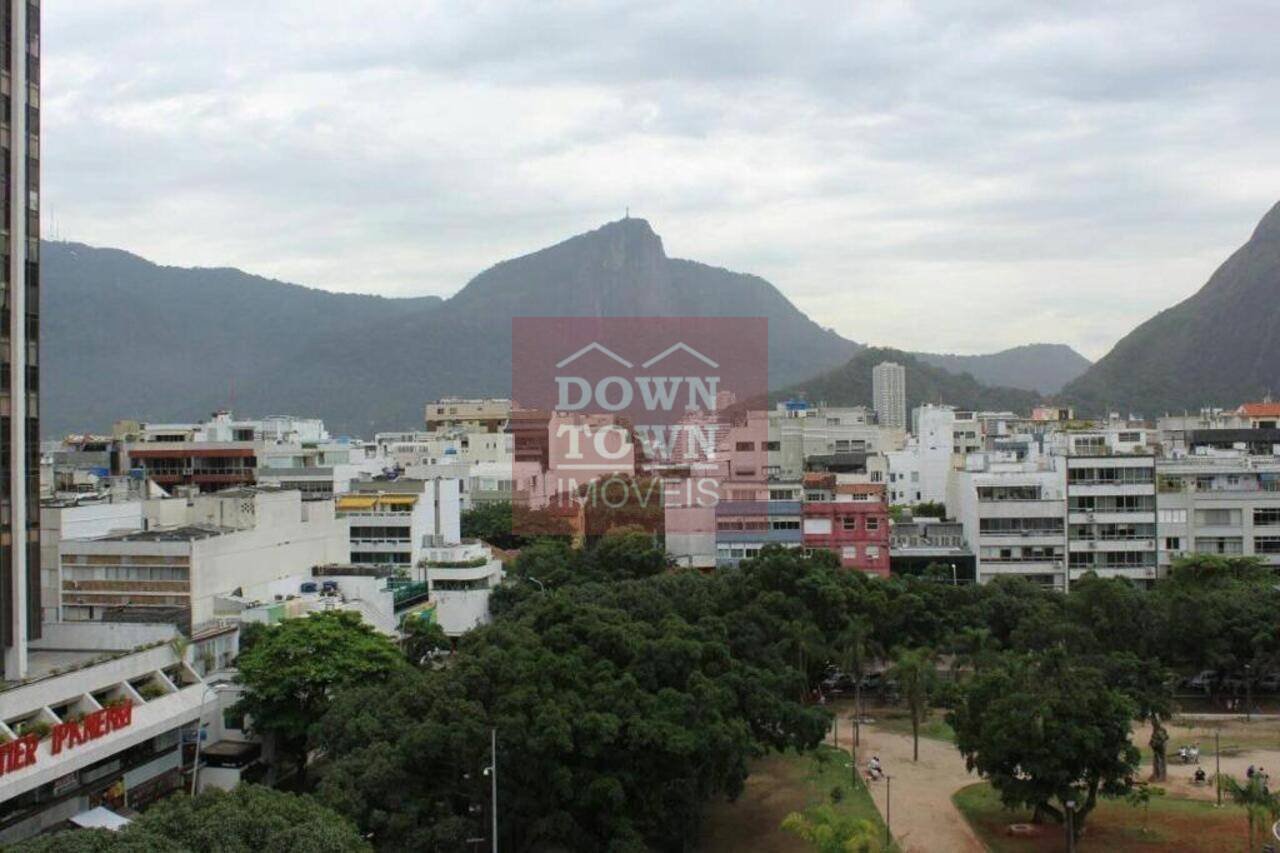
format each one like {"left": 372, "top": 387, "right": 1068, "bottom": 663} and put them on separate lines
{"left": 40, "top": 1, "right": 1280, "bottom": 359}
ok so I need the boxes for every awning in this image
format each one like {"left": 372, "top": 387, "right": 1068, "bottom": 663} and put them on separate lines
{"left": 70, "top": 807, "right": 132, "bottom": 832}
{"left": 336, "top": 496, "right": 377, "bottom": 510}
{"left": 378, "top": 495, "right": 418, "bottom": 506}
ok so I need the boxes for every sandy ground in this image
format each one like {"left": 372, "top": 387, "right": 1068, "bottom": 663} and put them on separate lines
{"left": 829, "top": 716, "right": 985, "bottom": 853}
{"left": 1132, "top": 717, "right": 1280, "bottom": 802}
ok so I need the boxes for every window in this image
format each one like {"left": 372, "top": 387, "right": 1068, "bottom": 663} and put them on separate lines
{"left": 841, "top": 546, "right": 857, "bottom": 560}
{"left": 1255, "top": 508, "right": 1280, "bottom": 527}
{"left": 866, "top": 517, "right": 880, "bottom": 531}
{"left": 865, "top": 545, "right": 880, "bottom": 560}
{"left": 1158, "top": 509, "right": 1187, "bottom": 524}
{"left": 1196, "top": 508, "right": 1241, "bottom": 527}
{"left": 1164, "top": 537, "right": 1181, "bottom": 551}
{"left": 735, "top": 441, "right": 755, "bottom": 452}
{"left": 1254, "top": 536, "right": 1280, "bottom": 555}
{"left": 841, "top": 517, "right": 858, "bottom": 531}
{"left": 804, "top": 518, "right": 832, "bottom": 535}
{"left": 1195, "top": 537, "right": 1244, "bottom": 555}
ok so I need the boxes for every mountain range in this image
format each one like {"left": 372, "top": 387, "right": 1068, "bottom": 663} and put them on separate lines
{"left": 1064, "top": 201, "right": 1280, "bottom": 416}
{"left": 779, "top": 348, "right": 1043, "bottom": 415}
{"left": 40, "top": 220, "right": 1090, "bottom": 437}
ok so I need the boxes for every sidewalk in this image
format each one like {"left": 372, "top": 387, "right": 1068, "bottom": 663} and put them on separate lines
{"left": 829, "top": 720, "right": 984, "bottom": 853}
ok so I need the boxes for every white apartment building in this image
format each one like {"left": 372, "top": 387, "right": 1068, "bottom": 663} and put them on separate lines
{"left": 1065, "top": 453, "right": 1159, "bottom": 586}
{"left": 114, "top": 411, "right": 329, "bottom": 445}
{"left": 950, "top": 453, "right": 1067, "bottom": 587}
{"left": 58, "top": 489, "right": 348, "bottom": 630}
{"left": 872, "top": 362, "right": 907, "bottom": 430}
{"left": 1156, "top": 453, "right": 1280, "bottom": 572}
{"left": 39, "top": 501, "right": 146, "bottom": 626}
{"left": 420, "top": 541, "right": 505, "bottom": 635}
{"left": 336, "top": 479, "right": 462, "bottom": 572}
{"left": 887, "top": 405, "right": 956, "bottom": 506}
{"left": 769, "top": 402, "right": 904, "bottom": 481}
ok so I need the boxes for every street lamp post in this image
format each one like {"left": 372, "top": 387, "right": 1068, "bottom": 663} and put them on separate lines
{"left": 190, "top": 683, "right": 218, "bottom": 796}
{"left": 1216, "top": 730, "right": 1223, "bottom": 807}
{"left": 1065, "top": 800, "right": 1077, "bottom": 853}
{"left": 487, "top": 728, "right": 498, "bottom": 853}
{"left": 527, "top": 576, "right": 546, "bottom": 595}
{"left": 884, "top": 775, "right": 892, "bottom": 849}
{"left": 1246, "top": 664, "right": 1253, "bottom": 722}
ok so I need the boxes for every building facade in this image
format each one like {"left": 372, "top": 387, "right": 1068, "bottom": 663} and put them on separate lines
{"left": 3, "top": 0, "right": 40, "bottom": 681}
{"left": 1156, "top": 454, "right": 1280, "bottom": 572}
{"left": 872, "top": 362, "right": 906, "bottom": 430}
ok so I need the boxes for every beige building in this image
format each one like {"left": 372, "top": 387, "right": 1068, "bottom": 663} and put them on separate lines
{"left": 58, "top": 489, "right": 348, "bottom": 630}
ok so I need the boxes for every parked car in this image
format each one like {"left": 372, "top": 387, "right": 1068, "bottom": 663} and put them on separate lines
{"left": 1258, "top": 672, "right": 1280, "bottom": 694}
{"left": 1183, "top": 669, "right": 1217, "bottom": 692}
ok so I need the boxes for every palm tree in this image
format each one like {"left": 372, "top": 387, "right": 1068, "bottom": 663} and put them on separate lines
{"left": 890, "top": 646, "right": 938, "bottom": 762}
{"left": 951, "top": 626, "right": 997, "bottom": 682}
{"left": 1223, "top": 774, "right": 1280, "bottom": 852}
{"left": 787, "top": 619, "right": 829, "bottom": 702}
{"left": 836, "top": 617, "right": 882, "bottom": 741}
{"left": 781, "top": 805, "right": 882, "bottom": 853}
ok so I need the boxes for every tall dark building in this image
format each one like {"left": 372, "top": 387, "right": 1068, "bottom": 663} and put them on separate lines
{"left": 2, "top": 0, "right": 38, "bottom": 681}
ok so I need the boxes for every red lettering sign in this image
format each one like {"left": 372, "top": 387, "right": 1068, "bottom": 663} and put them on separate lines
{"left": 50, "top": 703, "right": 134, "bottom": 756}
{"left": 0, "top": 735, "right": 39, "bottom": 777}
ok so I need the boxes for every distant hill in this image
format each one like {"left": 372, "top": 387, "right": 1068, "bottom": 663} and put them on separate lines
{"left": 41, "top": 243, "right": 443, "bottom": 437}
{"left": 1064, "top": 201, "right": 1280, "bottom": 416}
{"left": 779, "top": 347, "right": 1043, "bottom": 414}
{"left": 42, "top": 218, "right": 1080, "bottom": 437}
{"left": 915, "top": 344, "right": 1091, "bottom": 394}
{"left": 41, "top": 220, "right": 858, "bottom": 436}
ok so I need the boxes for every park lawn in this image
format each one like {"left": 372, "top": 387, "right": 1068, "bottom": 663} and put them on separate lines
{"left": 953, "top": 781, "right": 1254, "bottom": 853}
{"left": 699, "top": 745, "right": 898, "bottom": 852}
{"left": 872, "top": 708, "right": 956, "bottom": 743}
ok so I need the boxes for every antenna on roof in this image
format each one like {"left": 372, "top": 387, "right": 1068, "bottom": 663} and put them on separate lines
{"left": 625, "top": 207, "right": 630, "bottom": 219}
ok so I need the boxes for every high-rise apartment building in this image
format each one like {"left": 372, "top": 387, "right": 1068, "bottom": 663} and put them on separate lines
{"left": 2, "top": 0, "right": 40, "bottom": 681}
{"left": 872, "top": 361, "right": 906, "bottom": 430}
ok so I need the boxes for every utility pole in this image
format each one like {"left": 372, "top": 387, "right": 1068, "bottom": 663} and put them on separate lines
{"left": 1246, "top": 664, "right": 1253, "bottom": 722}
{"left": 490, "top": 728, "right": 498, "bottom": 853}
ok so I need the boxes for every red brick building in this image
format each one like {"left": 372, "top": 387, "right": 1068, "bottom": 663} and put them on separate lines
{"left": 801, "top": 477, "right": 890, "bottom": 576}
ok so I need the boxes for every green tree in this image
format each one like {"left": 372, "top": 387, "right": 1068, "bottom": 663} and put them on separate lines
{"left": 236, "top": 611, "right": 406, "bottom": 787}
{"left": 1223, "top": 775, "right": 1280, "bottom": 853}
{"left": 402, "top": 616, "right": 451, "bottom": 666}
{"left": 781, "top": 806, "right": 882, "bottom": 853}
{"left": 949, "top": 649, "right": 1140, "bottom": 836}
{"left": 461, "top": 501, "right": 530, "bottom": 550}
{"left": 890, "top": 646, "right": 938, "bottom": 762}
{"left": 8, "top": 785, "right": 369, "bottom": 852}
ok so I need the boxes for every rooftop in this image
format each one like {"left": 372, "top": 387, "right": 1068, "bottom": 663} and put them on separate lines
{"left": 97, "top": 524, "right": 232, "bottom": 543}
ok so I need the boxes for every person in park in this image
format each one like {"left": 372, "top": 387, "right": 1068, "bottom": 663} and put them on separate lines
{"left": 868, "top": 755, "right": 884, "bottom": 781}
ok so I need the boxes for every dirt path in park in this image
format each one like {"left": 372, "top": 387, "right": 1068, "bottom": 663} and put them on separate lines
{"left": 829, "top": 719, "right": 985, "bottom": 853}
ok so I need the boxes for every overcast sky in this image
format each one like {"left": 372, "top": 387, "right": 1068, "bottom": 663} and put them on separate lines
{"left": 43, "top": 1, "right": 1280, "bottom": 359}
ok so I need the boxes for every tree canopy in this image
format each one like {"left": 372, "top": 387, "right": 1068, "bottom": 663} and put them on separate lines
{"left": 9, "top": 785, "right": 369, "bottom": 853}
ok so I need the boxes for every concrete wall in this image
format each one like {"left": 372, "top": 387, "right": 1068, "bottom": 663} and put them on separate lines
{"left": 189, "top": 517, "right": 349, "bottom": 625}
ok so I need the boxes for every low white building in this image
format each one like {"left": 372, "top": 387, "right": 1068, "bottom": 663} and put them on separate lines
{"left": 950, "top": 453, "right": 1068, "bottom": 588}
{"left": 0, "top": 622, "right": 239, "bottom": 842}
{"left": 336, "top": 478, "right": 462, "bottom": 572}
{"left": 421, "top": 542, "right": 505, "bottom": 636}
{"left": 58, "top": 489, "right": 348, "bottom": 631}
